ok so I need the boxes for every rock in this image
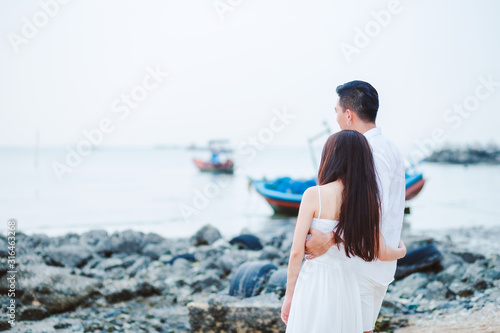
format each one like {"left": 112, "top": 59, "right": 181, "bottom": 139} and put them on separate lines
{"left": 95, "top": 257, "right": 123, "bottom": 271}
{"left": 95, "top": 230, "right": 145, "bottom": 257}
{"left": 136, "top": 281, "right": 162, "bottom": 297}
{"left": 102, "top": 279, "right": 136, "bottom": 303}
{"left": 126, "top": 256, "right": 151, "bottom": 277}
{"left": 142, "top": 241, "right": 172, "bottom": 260}
{"left": 42, "top": 244, "right": 94, "bottom": 268}
{"left": 423, "top": 281, "right": 451, "bottom": 300}
{"left": 191, "top": 272, "right": 224, "bottom": 294}
{"left": 395, "top": 244, "right": 443, "bottom": 280}
{"left": 121, "top": 254, "right": 141, "bottom": 269}
{"left": 80, "top": 229, "right": 108, "bottom": 247}
{"left": 259, "top": 246, "right": 281, "bottom": 261}
{"left": 0, "top": 239, "right": 8, "bottom": 258}
{"left": 19, "top": 234, "right": 53, "bottom": 252}
{"left": 0, "top": 315, "right": 11, "bottom": 331}
{"left": 485, "top": 269, "right": 500, "bottom": 280}
{"left": 211, "top": 238, "right": 231, "bottom": 249}
{"left": 453, "top": 251, "right": 486, "bottom": 264}
{"left": 54, "top": 233, "right": 80, "bottom": 247}
{"left": 263, "top": 268, "right": 287, "bottom": 298}
{"left": 0, "top": 259, "right": 9, "bottom": 277}
{"left": 191, "top": 225, "right": 222, "bottom": 246}
{"left": 230, "top": 234, "right": 264, "bottom": 251}
{"left": 170, "top": 253, "right": 197, "bottom": 265}
{"left": 229, "top": 261, "right": 277, "bottom": 298}
{"left": 448, "top": 282, "right": 474, "bottom": 297}
{"left": 0, "top": 263, "right": 101, "bottom": 314}
{"left": 461, "top": 260, "right": 488, "bottom": 283}
{"left": 267, "top": 234, "right": 285, "bottom": 249}
{"left": 172, "top": 257, "right": 193, "bottom": 275}
{"left": 390, "top": 273, "right": 429, "bottom": 299}
{"left": 188, "top": 293, "right": 285, "bottom": 333}
{"left": 143, "top": 232, "right": 165, "bottom": 244}
{"left": 436, "top": 264, "right": 466, "bottom": 285}
{"left": 19, "top": 306, "right": 49, "bottom": 321}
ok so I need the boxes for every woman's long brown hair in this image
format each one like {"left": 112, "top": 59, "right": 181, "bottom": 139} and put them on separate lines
{"left": 317, "top": 130, "right": 380, "bottom": 261}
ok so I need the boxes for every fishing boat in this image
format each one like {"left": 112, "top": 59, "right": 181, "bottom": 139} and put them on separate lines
{"left": 405, "top": 170, "right": 426, "bottom": 201}
{"left": 192, "top": 139, "right": 234, "bottom": 174}
{"left": 193, "top": 159, "right": 234, "bottom": 174}
{"left": 252, "top": 171, "right": 425, "bottom": 216}
{"left": 250, "top": 122, "right": 425, "bottom": 215}
{"left": 251, "top": 177, "right": 314, "bottom": 215}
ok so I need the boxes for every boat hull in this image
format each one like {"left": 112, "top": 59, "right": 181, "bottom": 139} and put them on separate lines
{"left": 405, "top": 178, "right": 425, "bottom": 201}
{"left": 193, "top": 159, "right": 234, "bottom": 174}
{"left": 253, "top": 171, "right": 426, "bottom": 216}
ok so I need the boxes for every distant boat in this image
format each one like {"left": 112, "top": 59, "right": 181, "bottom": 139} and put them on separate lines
{"left": 192, "top": 139, "right": 234, "bottom": 174}
{"left": 252, "top": 171, "right": 425, "bottom": 216}
{"left": 193, "top": 158, "right": 234, "bottom": 174}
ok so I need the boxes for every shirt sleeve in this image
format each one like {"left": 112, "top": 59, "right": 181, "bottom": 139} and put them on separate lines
{"left": 372, "top": 151, "right": 392, "bottom": 226}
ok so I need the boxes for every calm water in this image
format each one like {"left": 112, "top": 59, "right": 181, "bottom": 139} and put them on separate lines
{"left": 0, "top": 147, "right": 499, "bottom": 238}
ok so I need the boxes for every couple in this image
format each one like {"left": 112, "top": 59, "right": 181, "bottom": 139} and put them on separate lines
{"left": 281, "top": 81, "right": 407, "bottom": 332}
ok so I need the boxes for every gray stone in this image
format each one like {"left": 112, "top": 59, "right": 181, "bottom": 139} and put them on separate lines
{"left": 0, "top": 263, "right": 101, "bottom": 314}
{"left": 191, "top": 272, "right": 224, "bottom": 293}
{"left": 188, "top": 293, "right": 285, "bottom": 333}
{"left": 95, "top": 230, "right": 145, "bottom": 256}
{"left": 102, "top": 279, "right": 136, "bottom": 303}
{"left": 423, "top": 280, "right": 450, "bottom": 300}
{"left": 80, "top": 229, "right": 108, "bottom": 247}
{"left": 390, "top": 273, "right": 429, "bottom": 299}
{"left": 42, "top": 244, "right": 94, "bottom": 268}
{"left": 95, "top": 257, "right": 123, "bottom": 271}
{"left": 436, "top": 264, "right": 465, "bottom": 285}
{"left": 190, "top": 224, "right": 222, "bottom": 246}
{"left": 19, "top": 306, "right": 49, "bottom": 321}
{"left": 259, "top": 246, "right": 281, "bottom": 261}
{"left": 449, "top": 281, "right": 474, "bottom": 297}
{"left": 126, "top": 256, "right": 151, "bottom": 277}
{"left": 142, "top": 241, "right": 172, "bottom": 260}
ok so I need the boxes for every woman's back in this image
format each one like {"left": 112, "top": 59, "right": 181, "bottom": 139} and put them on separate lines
{"left": 308, "top": 183, "right": 350, "bottom": 262}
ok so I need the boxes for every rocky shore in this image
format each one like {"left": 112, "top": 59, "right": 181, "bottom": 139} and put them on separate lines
{"left": 427, "top": 145, "right": 500, "bottom": 164}
{"left": 1, "top": 224, "right": 499, "bottom": 332}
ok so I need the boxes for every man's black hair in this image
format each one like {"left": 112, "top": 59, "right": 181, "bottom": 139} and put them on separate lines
{"left": 336, "top": 80, "right": 379, "bottom": 123}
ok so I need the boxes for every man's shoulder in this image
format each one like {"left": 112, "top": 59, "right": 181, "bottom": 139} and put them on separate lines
{"left": 371, "top": 134, "right": 404, "bottom": 159}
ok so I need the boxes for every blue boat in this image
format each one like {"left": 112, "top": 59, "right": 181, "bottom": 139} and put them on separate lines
{"left": 252, "top": 171, "right": 425, "bottom": 216}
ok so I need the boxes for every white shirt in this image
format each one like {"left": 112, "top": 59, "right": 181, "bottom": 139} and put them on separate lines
{"left": 352, "top": 127, "right": 406, "bottom": 286}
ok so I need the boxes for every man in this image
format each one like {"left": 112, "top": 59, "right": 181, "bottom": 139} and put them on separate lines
{"left": 305, "top": 80, "right": 406, "bottom": 333}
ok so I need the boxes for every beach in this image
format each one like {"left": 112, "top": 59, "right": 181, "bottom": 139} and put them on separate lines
{"left": 2, "top": 222, "right": 499, "bottom": 332}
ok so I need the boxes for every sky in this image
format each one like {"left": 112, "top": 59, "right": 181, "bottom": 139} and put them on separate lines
{"left": 1, "top": 0, "right": 500, "bottom": 156}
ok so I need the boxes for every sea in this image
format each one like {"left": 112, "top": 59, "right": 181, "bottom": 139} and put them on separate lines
{"left": 1, "top": 147, "right": 499, "bottom": 239}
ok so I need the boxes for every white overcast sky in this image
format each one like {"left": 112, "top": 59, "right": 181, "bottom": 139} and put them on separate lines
{"left": 1, "top": 0, "right": 500, "bottom": 155}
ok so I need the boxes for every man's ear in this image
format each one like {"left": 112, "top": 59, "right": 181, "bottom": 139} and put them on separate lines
{"left": 345, "top": 108, "right": 353, "bottom": 122}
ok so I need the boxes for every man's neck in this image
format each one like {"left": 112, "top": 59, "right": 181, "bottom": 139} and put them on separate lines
{"left": 352, "top": 121, "right": 376, "bottom": 134}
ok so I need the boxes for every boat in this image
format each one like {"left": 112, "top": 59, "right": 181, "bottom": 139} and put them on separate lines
{"left": 252, "top": 171, "right": 425, "bottom": 216}
{"left": 250, "top": 122, "right": 425, "bottom": 215}
{"left": 193, "top": 158, "right": 234, "bottom": 174}
{"left": 192, "top": 139, "right": 234, "bottom": 174}
{"left": 405, "top": 171, "right": 426, "bottom": 201}
{"left": 251, "top": 177, "right": 315, "bottom": 215}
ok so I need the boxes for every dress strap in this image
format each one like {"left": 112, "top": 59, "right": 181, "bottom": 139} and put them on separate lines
{"left": 317, "top": 185, "right": 322, "bottom": 219}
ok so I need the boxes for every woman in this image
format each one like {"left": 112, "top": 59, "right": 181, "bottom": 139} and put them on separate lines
{"left": 281, "top": 130, "right": 406, "bottom": 332}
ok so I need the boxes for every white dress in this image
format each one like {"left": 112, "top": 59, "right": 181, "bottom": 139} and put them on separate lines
{"left": 285, "top": 186, "right": 364, "bottom": 333}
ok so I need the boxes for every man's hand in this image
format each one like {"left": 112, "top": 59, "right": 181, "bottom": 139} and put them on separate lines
{"left": 304, "top": 229, "right": 334, "bottom": 260}
{"left": 398, "top": 240, "right": 407, "bottom": 257}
